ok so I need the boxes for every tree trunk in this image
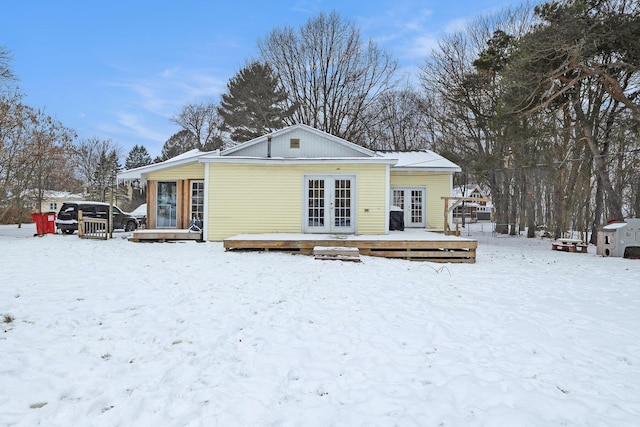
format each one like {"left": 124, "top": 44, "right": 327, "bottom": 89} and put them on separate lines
{"left": 509, "top": 180, "right": 518, "bottom": 236}
{"left": 525, "top": 171, "right": 536, "bottom": 238}
{"left": 553, "top": 168, "right": 566, "bottom": 239}
{"left": 574, "top": 102, "right": 623, "bottom": 221}
{"left": 494, "top": 169, "right": 509, "bottom": 234}
{"left": 590, "top": 174, "right": 604, "bottom": 245}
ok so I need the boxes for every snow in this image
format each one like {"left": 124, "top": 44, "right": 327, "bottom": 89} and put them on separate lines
{"left": 376, "top": 150, "right": 461, "bottom": 171}
{"left": 1, "top": 223, "right": 639, "bottom": 426}
{"left": 604, "top": 222, "right": 628, "bottom": 230}
{"left": 130, "top": 203, "right": 147, "bottom": 217}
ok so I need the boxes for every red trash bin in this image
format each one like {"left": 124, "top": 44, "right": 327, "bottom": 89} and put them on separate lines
{"left": 31, "top": 212, "right": 57, "bottom": 235}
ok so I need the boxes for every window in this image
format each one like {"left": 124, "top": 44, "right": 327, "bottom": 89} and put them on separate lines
{"left": 49, "top": 202, "right": 57, "bottom": 211}
{"left": 290, "top": 138, "right": 300, "bottom": 149}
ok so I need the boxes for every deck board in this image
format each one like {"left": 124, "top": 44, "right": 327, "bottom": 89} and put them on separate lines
{"left": 224, "top": 232, "right": 477, "bottom": 263}
{"left": 131, "top": 229, "right": 203, "bottom": 242}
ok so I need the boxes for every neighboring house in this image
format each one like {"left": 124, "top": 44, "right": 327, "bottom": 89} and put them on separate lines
{"left": 32, "top": 190, "right": 84, "bottom": 213}
{"left": 118, "top": 124, "right": 461, "bottom": 241}
{"left": 451, "top": 185, "right": 493, "bottom": 221}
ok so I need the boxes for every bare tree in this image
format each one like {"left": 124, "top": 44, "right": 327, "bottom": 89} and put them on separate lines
{"left": 72, "top": 137, "right": 122, "bottom": 201}
{"left": 362, "top": 88, "right": 433, "bottom": 151}
{"left": 26, "top": 109, "right": 76, "bottom": 216}
{"left": 258, "top": 10, "right": 398, "bottom": 144}
{"left": 506, "top": 0, "right": 640, "bottom": 230}
{"left": 0, "top": 46, "right": 16, "bottom": 88}
{"left": 420, "top": 6, "right": 535, "bottom": 234}
{"left": 171, "top": 101, "right": 224, "bottom": 151}
{"left": 0, "top": 95, "right": 75, "bottom": 223}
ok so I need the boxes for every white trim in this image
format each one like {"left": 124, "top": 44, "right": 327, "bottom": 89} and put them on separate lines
{"left": 190, "top": 180, "right": 205, "bottom": 222}
{"left": 203, "top": 163, "right": 209, "bottom": 241}
{"left": 117, "top": 149, "right": 208, "bottom": 180}
{"left": 199, "top": 156, "right": 396, "bottom": 165}
{"left": 449, "top": 174, "right": 454, "bottom": 226}
{"left": 385, "top": 164, "right": 390, "bottom": 234}
{"left": 391, "top": 167, "right": 461, "bottom": 172}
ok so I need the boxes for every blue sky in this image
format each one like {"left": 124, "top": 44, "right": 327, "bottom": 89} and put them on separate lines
{"left": 1, "top": 0, "right": 515, "bottom": 158}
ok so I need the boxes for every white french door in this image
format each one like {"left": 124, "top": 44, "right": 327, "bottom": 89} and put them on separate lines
{"left": 304, "top": 175, "right": 355, "bottom": 233}
{"left": 190, "top": 180, "right": 204, "bottom": 222}
{"left": 392, "top": 187, "right": 426, "bottom": 228}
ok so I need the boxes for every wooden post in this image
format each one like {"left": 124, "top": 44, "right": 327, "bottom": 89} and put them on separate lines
{"left": 109, "top": 187, "right": 114, "bottom": 239}
{"left": 443, "top": 197, "right": 450, "bottom": 235}
{"left": 78, "top": 210, "right": 83, "bottom": 238}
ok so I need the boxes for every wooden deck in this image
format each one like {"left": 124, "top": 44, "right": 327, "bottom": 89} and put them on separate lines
{"left": 130, "top": 229, "right": 203, "bottom": 242}
{"left": 224, "top": 231, "right": 477, "bottom": 263}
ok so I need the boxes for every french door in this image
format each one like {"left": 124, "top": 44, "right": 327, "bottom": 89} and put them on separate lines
{"left": 190, "top": 181, "right": 204, "bottom": 222}
{"left": 304, "top": 175, "right": 355, "bottom": 233}
{"left": 392, "top": 187, "right": 426, "bottom": 228}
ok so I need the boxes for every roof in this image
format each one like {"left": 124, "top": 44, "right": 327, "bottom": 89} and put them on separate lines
{"left": 451, "top": 184, "right": 489, "bottom": 199}
{"left": 117, "top": 149, "right": 213, "bottom": 180}
{"left": 604, "top": 222, "right": 628, "bottom": 230}
{"left": 376, "top": 150, "right": 461, "bottom": 172}
{"left": 33, "top": 190, "right": 84, "bottom": 199}
{"left": 117, "top": 127, "right": 462, "bottom": 177}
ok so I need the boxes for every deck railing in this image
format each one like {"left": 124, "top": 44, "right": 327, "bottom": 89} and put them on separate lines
{"left": 78, "top": 211, "right": 109, "bottom": 240}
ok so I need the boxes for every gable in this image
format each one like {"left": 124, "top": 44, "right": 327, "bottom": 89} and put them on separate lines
{"left": 221, "top": 124, "right": 373, "bottom": 158}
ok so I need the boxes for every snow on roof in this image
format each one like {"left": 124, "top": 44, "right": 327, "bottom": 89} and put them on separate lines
{"left": 117, "top": 149, "right": 214, "bottom": 180}
{"left": 36, "top": 190, "right": 84, "bottom": 199}
{"left": 604, "top": 222, "right": 628, "bottom": 230}
{"left": 451, "top": 185, "right": 489, "bottom": 199}
{"left": 375, "top": 150, "right": 461, "bottom": 172}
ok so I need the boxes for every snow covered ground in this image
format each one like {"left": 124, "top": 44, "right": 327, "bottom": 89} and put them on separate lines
{"left": 1, "top": 223, "right": 638, "bottom": 426}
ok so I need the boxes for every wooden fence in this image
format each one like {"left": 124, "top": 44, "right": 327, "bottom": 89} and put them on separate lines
{"left": 78, "top": 211, "right": 109, "bottom": 240}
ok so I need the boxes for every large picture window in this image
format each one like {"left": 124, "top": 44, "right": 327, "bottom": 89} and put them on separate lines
{"left": 157, "top": 181, "right": 177, "bottom": 228}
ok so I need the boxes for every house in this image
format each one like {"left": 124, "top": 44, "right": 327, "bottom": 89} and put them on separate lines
{"left": 451, "top": 184, "right": 493, "bottom": 222}
{"left": 32, "top": 190, "right": 84, "bottom": 213}
{"left": 118, "top": 125, "right": 461, "bottom": 241}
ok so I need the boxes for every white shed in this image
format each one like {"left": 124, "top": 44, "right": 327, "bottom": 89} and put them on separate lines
{"left": 596, "top": 219, "right": 640, "bottom": 258}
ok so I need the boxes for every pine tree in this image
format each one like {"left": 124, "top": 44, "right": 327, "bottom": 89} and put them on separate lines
{"left": 125, "top": 144, "right": 152, "bottom": 169}
{"left": 218, "top": 61, "right": 294, "bottom": 143}
{"left": 158, "top": 129, "right": 197, "bottom": 161}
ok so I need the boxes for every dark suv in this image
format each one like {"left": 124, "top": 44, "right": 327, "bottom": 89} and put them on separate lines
{"left": 55, "top": 201, "right": 139, "bottom": 234}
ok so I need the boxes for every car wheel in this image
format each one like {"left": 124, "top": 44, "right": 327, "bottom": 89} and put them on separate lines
{"left": 125, "top": 221, "right": 137, "bottom": 232}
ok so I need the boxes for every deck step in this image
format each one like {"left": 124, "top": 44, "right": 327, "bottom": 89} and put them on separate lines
{"left": 313, "top": 246, "right": 361, "bottom": 262}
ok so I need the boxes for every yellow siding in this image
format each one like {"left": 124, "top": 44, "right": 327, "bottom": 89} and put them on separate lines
{"left": 146, "top": 163, "right": 204, "bottom": 181}
{"left": 390, "top": 171, "right": 451, "bottom": 229}
{"left": 207, "top": 163, "right": 388, "bottom": 241}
